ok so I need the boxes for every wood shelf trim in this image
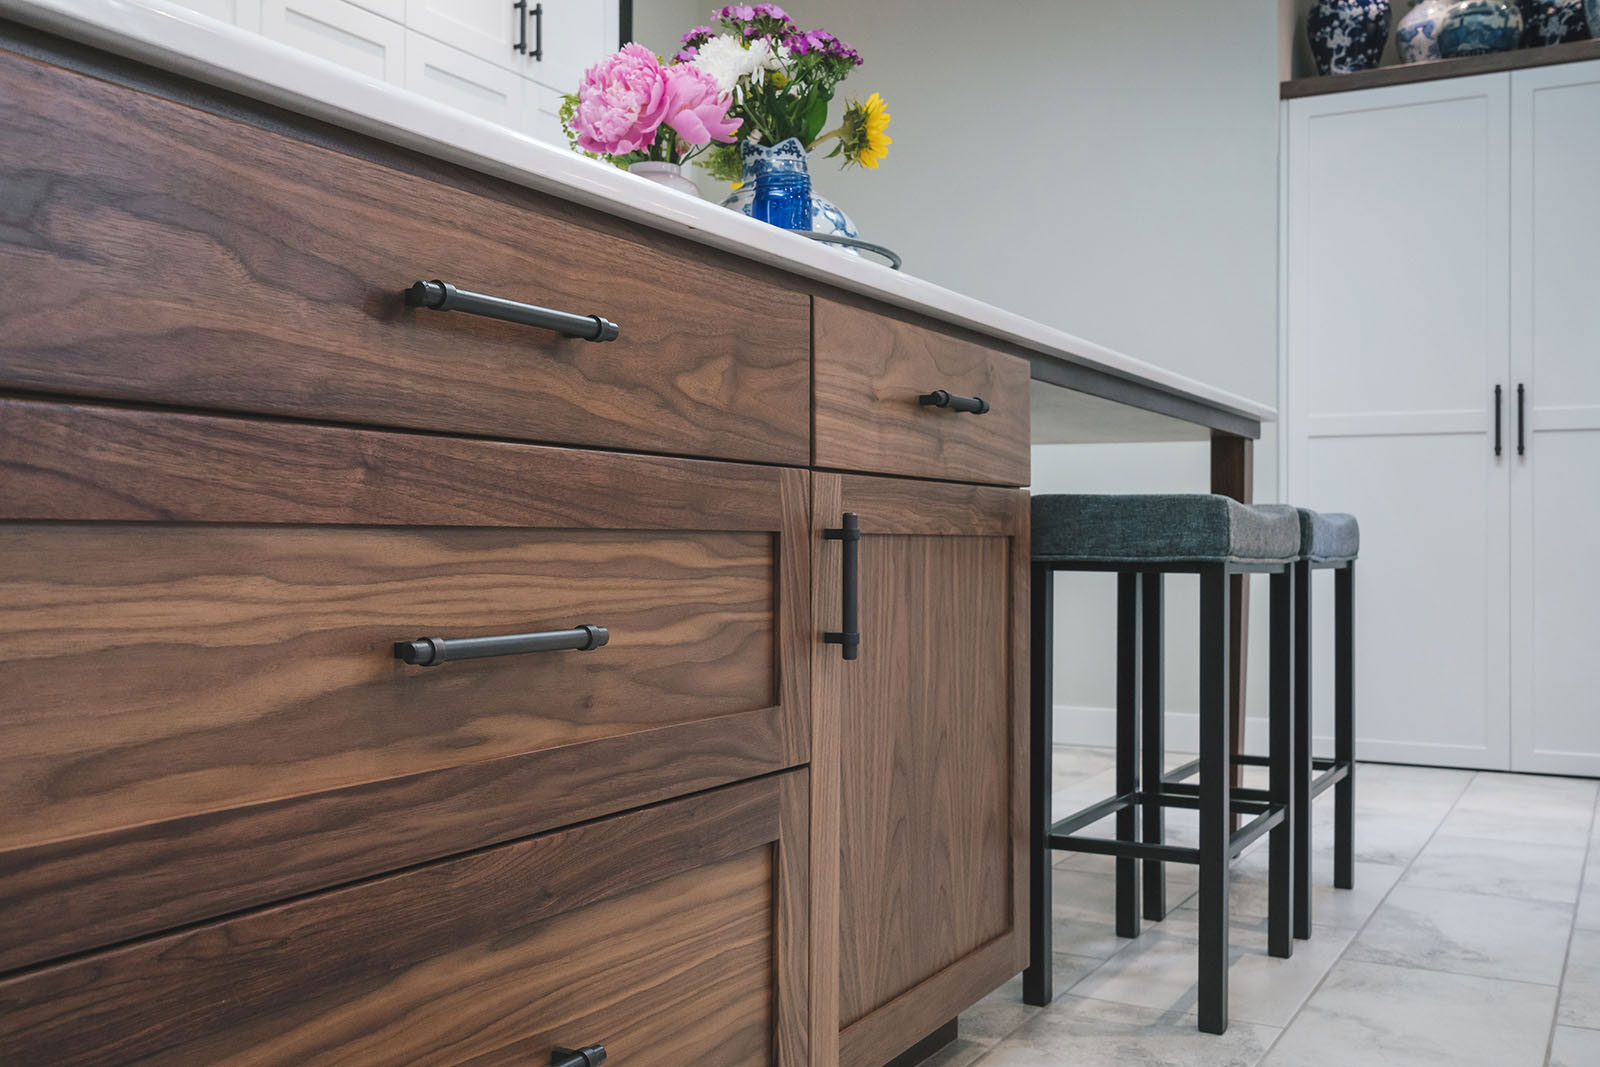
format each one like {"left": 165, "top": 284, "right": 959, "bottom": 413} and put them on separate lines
{"left": 1281, "top": 37, "right": 1600, "bottom": 98}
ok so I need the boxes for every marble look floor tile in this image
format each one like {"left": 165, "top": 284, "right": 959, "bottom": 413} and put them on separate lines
{"left": 1350, "top": 762, "right": 1474, "bottom": 819}
{"left": 976, "top": 995, "right": 1278, "bottom": 1067}
{"left": 1262, "top": 959, "right": 1557, "bottom": 1067}
{"left": 1400, "top": 834, "right": 1586, "bottom": 904}
{"left": 1346, "top": 884, "right": 1573, "bottom": 985}
{"left": 961, "top": 960, "right": 1104, "bottom": 1044}
{"left": 915, "top": 1037, "right": 991, "bottom": 1067}
{"left": 1052, "top": 859, "right": 1198, "bottom": 923}
{"left": 1051, "top": 911, "right": 1141, "bottom": 961}
{"left": 1548, "top": 1025, "right": 1600, "bottom": 1067}
{"left": 1558, "top": 928, "right": 1600, "bottom": 1030}
{"left": 1576, "top": 864, "right": 1600, "bottom": 931}
{"left": 1178, "top": 858, "right": 1403, "bottom": 933}
{"left": 1436, "top": 773, "right": 1596, "bottom": 848}
{"left": 1306, "top": 808, "right": 1444, "bottom": 867}
{"left": 1068, "top": 914, "right": 1354, "bottom": 1028}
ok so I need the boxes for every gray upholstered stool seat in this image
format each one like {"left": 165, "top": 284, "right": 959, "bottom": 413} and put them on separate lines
{"left": 1031, "top": 493, "right": 1302, "bottom": 565}
{"left": 1297, "top": 509, "right": 1360, "bottom": 563}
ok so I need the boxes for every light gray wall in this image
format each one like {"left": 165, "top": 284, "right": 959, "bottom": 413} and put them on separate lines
{"left": 803, "top": 0, "right": 1285, "bottom": 735}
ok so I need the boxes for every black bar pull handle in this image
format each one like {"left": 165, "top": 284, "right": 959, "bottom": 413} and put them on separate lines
{"left": 1494, "top": 384, "right": 1503, "bottom": 457}
{"left": 406, "top": 280, "right": 620, "bottom": 342}
{"left": 1517, "top": 382, "right": 1526, "bottom": 457}
{"left": 920, "top": 389, "right": 989, "bottom": 414}
{"left": 551, "top": 1046, "right": 605, "bottom": 1067}
{"left": 396, "top": 624, "right": 609, "bottom": 667}
{"left": 824, "top": 513, "right": 861, "bottom": 661}
{"left": 532, "top": 3, "right": 544, "bottom": 61}
{"left": 513, "top": 0, "right": 527, "bottom": 54}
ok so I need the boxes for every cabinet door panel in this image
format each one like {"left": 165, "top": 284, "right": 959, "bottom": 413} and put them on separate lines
{"left": 527, "top": 0, "right": 615, "bottom": 94}
{"left": 260, "top": 0, "right": 405, "bottom": 83}
{"left": 0, "top": 773, "right": 809, "bottom": 1067}
{"left": 404, "top": 31, "right": 523, "bottom": 129}
{"left": 167, "top": 0, "right": 263, "bottom": 29}
{"left": 1509, "top": 60, "right": 1600, "bottom": 775}
{"left": 406, "top": 0, "right": 517, "bottom": 68}
{"left": 813, "top": 474, "right": 1028, "bottom": 1067}
{"left": 1286, "top": 76, "right": 1511, "bottom": 769}
{"left": 0, "top": 398, "right": 809, "bottom": 973}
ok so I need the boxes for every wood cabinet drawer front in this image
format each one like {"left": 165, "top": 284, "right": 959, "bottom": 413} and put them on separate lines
{"left": 0, "top": 398, "right": 808, "bottom": 974}
{"left": 813, "top": 297, "right": 1031, "bottom": 486}
{"left": 0, "top": 774, "right": 810, "bottom": 1067}
{"left": 0, "top": 48, "right": 809, "bottom": 464}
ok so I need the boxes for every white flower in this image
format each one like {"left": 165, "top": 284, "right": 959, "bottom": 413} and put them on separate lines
{"left": 692, "top": 33, "right": 788, "bottom": 97}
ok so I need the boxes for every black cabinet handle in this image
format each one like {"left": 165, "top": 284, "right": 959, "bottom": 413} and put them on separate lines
{"left": 824, "top": 513, "right": 861, "bottom": 661}
{"left": 1494, "top": 384, "right": 1503, "bottom": 457}
{"left": 551, "top": 1047, "right": 605, "bottom": 1067}
{"left": 406, "top": 280, "right": 619, "bottom": 342}
{"left": 532, "top": 2, "right": 544, "bottom": 61}
{"left": 396, "top": 624, "right": 609, "bottom": 667}
{"left": 1517, "top": 383, "right": 1526, "bottom": 456}
{"left": 513, "top": 0, "right": 527, "bottom": 54}
{"left": 919, "top": 389, "right": 989, "bottom": 414}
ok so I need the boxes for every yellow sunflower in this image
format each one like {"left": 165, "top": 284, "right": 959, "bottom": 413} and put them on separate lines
{"left": 840, "top": 92, "right": 891, "bottom": 169}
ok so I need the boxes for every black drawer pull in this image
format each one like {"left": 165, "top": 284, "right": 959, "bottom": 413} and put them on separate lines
{"left": 513, "top": 0, "right": 527, "bottom": 54}
{"left": 551, "top": 1046, "right": 605, "bottom": 1067}
{"left": 396, "top": 624, "right": 609, "bottom": 667}
{"left": 824, "top": 512, "right": 861, "bottom": 661}
{"left": 406, "top": 280, "right": 620, "bottom": 342}
{"left": 920, "top": 389, "right": 989, "bottom": 414}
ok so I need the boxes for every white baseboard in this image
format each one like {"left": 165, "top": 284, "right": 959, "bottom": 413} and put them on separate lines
{"left": 1053, "top": 704, "right": 1328, "bottom": 754}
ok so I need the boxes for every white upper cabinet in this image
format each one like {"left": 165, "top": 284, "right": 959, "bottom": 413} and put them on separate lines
{"left": 405, "top": 0, "right": 524, "bottom": 71}
{"left": 166, "top": 0, "right": 261, "bottom": 30}
{"left": 259, "top": 0, "right": 405, "bottom": 83}
{"left": 525, "top": 0, "right": 617, "bottom": 94}
{"left": 1508, "top": 60, "right": 1600, "bottom": 777}
{"left": 404, "top": 31, "right": 524, "bottom": 131}
{"left": 1286, "top": 75, "right": 1512, "bottom": 772}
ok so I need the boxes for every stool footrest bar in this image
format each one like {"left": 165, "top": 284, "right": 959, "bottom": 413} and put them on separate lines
{"left": 1050, "top": 834, "right": 1202, "bottom": 864}
{"left": 1229, "top": 806, "right": 1287, "bottom": 859}
{"left": 1051, "top": 791, "right": 1140, "bottom": 837}
{"left": 1310, "top": 760, "right": 1352, "bottom": 798}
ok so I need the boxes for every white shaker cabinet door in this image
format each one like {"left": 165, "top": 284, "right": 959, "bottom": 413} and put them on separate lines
{"left": 404, "top": 32, "right": 524, "bottom": 130}
{"left": 524, "top": 77, "right": 570, "bottom": 146}
{"left": 406, "top": 0, "right": 520, "bottom": 71}
{"left": 526, "top": 0, "right": 618, "bottom": 95}
{"left": 1509, "top": 59, "right": 1600, "bottom": 776}
{"left": 1285, "top": 75, "right": 1512, "bottom": 770}
{"left": 165, "top": 0, "right": 262, "bottom": 30}
{"left": 260, "top": 0, "right": 405, "bottom": 84}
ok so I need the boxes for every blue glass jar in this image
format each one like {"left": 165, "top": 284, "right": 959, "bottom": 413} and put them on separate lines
{"left": 753, "top": 170, "right": 813, "bottom": 231}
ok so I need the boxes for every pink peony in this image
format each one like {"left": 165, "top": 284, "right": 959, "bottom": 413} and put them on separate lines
{"left": 571, "top": 43, "right": 669, "bottom": 155}
{"left": 659, "top": 65, "right": 742, "bottom": 146}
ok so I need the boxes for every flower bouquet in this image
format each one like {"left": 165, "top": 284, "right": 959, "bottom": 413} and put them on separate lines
{"left": 563, "top": 5, "right": 889, "bottom": 231}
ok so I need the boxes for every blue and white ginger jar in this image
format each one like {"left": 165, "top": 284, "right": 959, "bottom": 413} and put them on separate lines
{"left": 1438, "top": 0, "right": 1524, "bottom": 55}
{"left": 1397, "top": 0, "right": 1455, "bottom": 61}
{"left": 1589, "top": 0, "right": 1600, "bottom": 41}
{"left": 1517, "top": 0, "right": 1592, "bottom": 46}
{"left": 1308, "top": 0, "right": 1392, "bottom": 75}
{"left": 721, "top": 137, "right": 859, "bottom": 240}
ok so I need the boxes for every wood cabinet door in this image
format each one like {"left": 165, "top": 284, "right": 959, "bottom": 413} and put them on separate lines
{"left": 0, "top": 398, "right": 808, "bottom": 974}
{"left": 0, "top": 772, "right": 810, "bottom": 1067}
{"left": 810, "top": 474, "right": 1028, "bottom": 1067}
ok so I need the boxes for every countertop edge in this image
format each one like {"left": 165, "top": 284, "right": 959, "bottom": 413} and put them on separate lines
{"left": 0, "top": 0, "right": 1275, "bottom": 426}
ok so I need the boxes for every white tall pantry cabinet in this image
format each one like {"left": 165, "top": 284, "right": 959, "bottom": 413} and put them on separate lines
{"left": 1283, "top": 59, "right": 1600, "bottom": 775}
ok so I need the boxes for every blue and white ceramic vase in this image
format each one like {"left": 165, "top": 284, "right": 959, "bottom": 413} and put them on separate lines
{"left": 1588, "top": 0, "right": 1600, "bottom": 39}
{"left": 1438, "top": 0, "right": 1524, "bottom": 55}
{"left": 1397, "top": 0, "right": 1455, "bottom": 61}
{"left": 721, "top": 137, "right": 859, "bottom": 239}
{"left": 1517, "top": 0, "right": 1592, "bottom": 46}
{"left": 1308, "top": 0, "right": 1392, "bottom": 75}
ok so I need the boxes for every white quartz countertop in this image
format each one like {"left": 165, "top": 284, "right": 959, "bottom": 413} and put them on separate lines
{"left": 1, "top": 0, "right": 1274, "bottom": 427}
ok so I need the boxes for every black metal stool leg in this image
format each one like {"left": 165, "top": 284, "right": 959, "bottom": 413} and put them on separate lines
{"left": 1141, "top": 573, "right": 1166, "bottom": 921}
{"left": 1115, "top": 572, "right": 1141, "bottom": 940}
{"left": 1292, "top": 559, "right": 1313, "bottom": 940}
{"left": 1268, "top": 567, "right": 1294, "bottom": 960}
{"left": 1024, "top": 564, "right": 1054, "bottom": 1005}
{"left": 1334, "top": 562, "right": 1355, "bottom": 891}
{"left": 1197, "top": 564, "right": 1231, "bottom": 1035}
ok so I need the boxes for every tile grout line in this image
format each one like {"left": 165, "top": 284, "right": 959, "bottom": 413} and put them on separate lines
{"left": 1254, "top": 766, "right": 1480, "bottom": 1065}
{"left": 1544, "top": 786, "right": 1599, "bottom": 1066}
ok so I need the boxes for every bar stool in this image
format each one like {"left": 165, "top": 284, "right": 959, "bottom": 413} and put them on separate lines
{"left": 1022, "top": 494, "right": 1301, "bottom": 1035}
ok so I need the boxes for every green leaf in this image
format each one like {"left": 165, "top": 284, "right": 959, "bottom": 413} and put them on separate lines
{"left": 801, "top": 96, "right": 830, "bottom": 148}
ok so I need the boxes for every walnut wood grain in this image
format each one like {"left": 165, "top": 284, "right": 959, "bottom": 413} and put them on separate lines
{"left": 813, "top": 297, "right": 1030, "bottom": 486}
{"left": 0, "top": 48, "right": 809, "bottom": 464}
{"left": 809, "top": 474, "right": 845, "bottom": 1067}
{"left": 815, "top": 474, "right": 1029, "bottom": 1066}
{"left": 0, "top": 399, "right": 809, "bottom": 973}
{"left": 0, "top": 775, "right": 805, "bottom": 1066}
